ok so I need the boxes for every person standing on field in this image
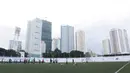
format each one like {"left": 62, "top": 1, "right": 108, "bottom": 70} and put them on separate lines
{"left": 72, "top": 59, "right": 74, "bottom": 64}
{"left": 50, "top": 58, "right": 52, "bottom": 63}
{"left": 42, "top": 59, "right": 44, "bottom": 63}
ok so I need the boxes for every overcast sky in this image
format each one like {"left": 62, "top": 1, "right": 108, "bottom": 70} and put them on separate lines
{"left": 0, "top": 0, "right": 130, "bottom": 54}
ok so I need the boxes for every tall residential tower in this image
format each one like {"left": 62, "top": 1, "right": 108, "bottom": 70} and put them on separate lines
{"left": 61, "top": 25, "right": 74, "bottom": 53}
{"left": 75, "top": 30, "right": 86, "bottom": 53}
{"left": 110, "top": 28, "right": 129, "bottom": 54}
{"left": 102, "top": 39, "right": 111, "bottom": 55}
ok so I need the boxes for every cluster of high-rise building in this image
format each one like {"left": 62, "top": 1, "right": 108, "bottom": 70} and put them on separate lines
{"left": 25, "top": 18, "right": 86, "bottom": 57}
{"left": 8, "top": 18, "right": 130, "bottom": 57}
{"left": 102, "top": 28, "right": 130, "bottom": 55}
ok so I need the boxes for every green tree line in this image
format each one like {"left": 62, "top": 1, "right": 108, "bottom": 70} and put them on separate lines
{"left": 42, "top": 48, "right": 91, "bottom": 58}
{"left": 0, "top": 47, "right": 28, "bottom": 57}
{"left": 0, "top": 47, "right": 91, "bottom": 58}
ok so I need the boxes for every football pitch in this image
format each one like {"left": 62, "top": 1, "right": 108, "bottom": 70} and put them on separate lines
{"left": 0, "top": 62, "right": 130, "bottom": 73}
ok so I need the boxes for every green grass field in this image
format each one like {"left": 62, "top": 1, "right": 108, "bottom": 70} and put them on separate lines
{"left": 0, "top": 62, "right": 129, "bottom": 73}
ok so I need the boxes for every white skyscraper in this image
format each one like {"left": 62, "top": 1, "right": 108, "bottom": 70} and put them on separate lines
{"left": 26, "top": 18, "right": 43, "bottom": 57}
{"left": 26, "top": 18, "right": 51, "bottom": 57}
{"left": 52, "top": 38, "right": 60, "bottom": 51}
{"left": 122, "top": 29, "right": 130, "bottom": 53}
{"left": 61, "top": 25, "right": 74, "bottom": 53}
{"left": 102, "top": 39, "right": 111, "bottom": 55}
{"left": 75, "top": 30, "right": 86, "bottom": 53}
{"left": 110, "top": 28, "right": 129, "bottom": 54}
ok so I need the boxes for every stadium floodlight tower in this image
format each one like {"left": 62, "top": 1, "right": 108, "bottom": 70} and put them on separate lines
{"left": 13, "top": 27, "right": 21, "bottom": 52}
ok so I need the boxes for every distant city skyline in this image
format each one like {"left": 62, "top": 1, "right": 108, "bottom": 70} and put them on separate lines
{"left": 1, "top": 19, "right": 130, "bottom": 55}
{"left": 1, "top": 21, "right": 130, "bottom": 55}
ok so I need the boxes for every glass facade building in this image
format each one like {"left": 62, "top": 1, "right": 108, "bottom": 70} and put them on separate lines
{"left": 41, "top": 20, "right": 52, "bottom": 53}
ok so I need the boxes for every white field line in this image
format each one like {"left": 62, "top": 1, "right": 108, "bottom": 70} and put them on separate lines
{"left": 115, "top": 61, "right": 130, "bottom": 73}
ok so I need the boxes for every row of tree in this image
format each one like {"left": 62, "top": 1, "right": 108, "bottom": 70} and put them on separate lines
{"left": 42, "top": 48, "right": 91, "bottom": 58}
{"left": 0, "top": 47, "right": 91, "bottom": 58}
{"left": 0, "top": 47, "right": 20, "bottom": 57}
{"left": 0, "top": 47, "right": 28, "bottom": 57}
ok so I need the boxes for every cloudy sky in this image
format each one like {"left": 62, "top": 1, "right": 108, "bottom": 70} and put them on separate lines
{"left": 0, "top": 0, "right": 130, "bottom": 54}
